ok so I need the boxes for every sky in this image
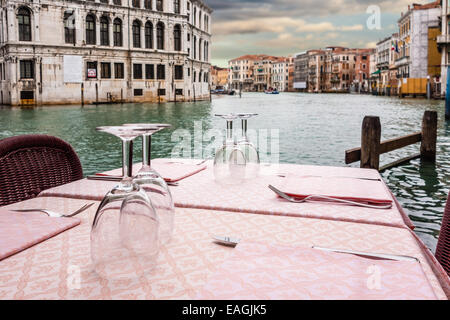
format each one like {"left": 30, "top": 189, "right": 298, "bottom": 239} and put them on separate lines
{"left": 205, "top": 0, "right": 437, "bottom": 67}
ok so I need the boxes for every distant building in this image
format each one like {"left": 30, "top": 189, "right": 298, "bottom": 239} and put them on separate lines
{"left": 376, "top": 35, "right": 398, "bottom": 95}
{"left": 353, "top": 48, "right": 375, "bottom": 93}
{"left": 0, "top": 0, "right": 212, "bottom": 106}
{"left": 271, "top": 57, "right": 292, "bottom": 92}
{"left": 293, "top": 52, "right": 309, "bottom": 91}
{"left": 438, "top": 0, "right": 450, "bottom": 95}
{"left": 396, "top": 1, "right": 441, "bottom": 94}
{"left": 211, "top": 66, "right": 228, "bottom": 90}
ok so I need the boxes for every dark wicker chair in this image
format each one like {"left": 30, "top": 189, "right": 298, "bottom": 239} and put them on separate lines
{"left": 0, "top": 135, "right": 83, "bottom": 206}
{"left": 436, "top": 193, "right": 450, "bottom": 276}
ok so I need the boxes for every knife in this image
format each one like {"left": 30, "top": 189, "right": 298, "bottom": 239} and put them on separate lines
{"left": 312, "top": 246, "right": 419, "bottom": 262}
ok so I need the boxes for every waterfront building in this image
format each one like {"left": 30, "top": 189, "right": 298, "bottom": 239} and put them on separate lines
{"left": 396, "top": 1, "right": 441, "bottom": 94}
{"left": 376, "top": 34, "right": 399, "bottom": 96}
{"left": 0, "top": 0, "right": 212, "bottom": 106}
{"left": 228, "top": 55, "right": 257, "bottom": 91}
{"left": 307, "top": 50, "right": 325, "bottom": 93}
{"left": 271, "top": 57, "right": 291, "bottom": 92}
{"left": 210, "top": 65, "right": 228, "bottom": 90}
{"left": 353, "top": 48, "right": 375, "bottom": 93}
{"left": 293, "top": 51, "right": 309, "bottom": 92}
{"left": 438, "top": 0, "right": 450, "bottom": 96}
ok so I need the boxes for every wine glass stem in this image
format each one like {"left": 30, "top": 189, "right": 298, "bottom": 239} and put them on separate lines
{"left": 226, "top": 120, "right": 233, "bottom": 143}
{"left": 121, "top": 139, "right": 133, "bottom": 186}
{"left": 142, "top": 134, "right": 152, "bottom": 168}
{"left": 241, "top": 119, "right": 249, "bottom": 142}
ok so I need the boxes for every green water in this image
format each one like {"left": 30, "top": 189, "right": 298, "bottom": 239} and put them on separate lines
{"left": 1, "top": 93, "right": 449, "bottom": 251}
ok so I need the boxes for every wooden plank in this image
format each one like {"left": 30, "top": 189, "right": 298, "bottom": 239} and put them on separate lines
{"left": 345, "top": 132, "right": 421, "bottom": 164}
{"left": 379, "top": 153, "right": 421, "bottom": 172}
{"left": 379, "top": 132, "right": 422, "bottom": 154}
{"left": 345, "top": 148, "right": 361, "bottom": 164}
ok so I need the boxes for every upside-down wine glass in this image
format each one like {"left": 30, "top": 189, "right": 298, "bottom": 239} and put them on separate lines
{"left": 91, "top": 126, "right": 159, "bottom": 280}
{"left": 213, "top": 114, "right": 246, "bottom": 183}
{"left": 124, "top": 123, "right": 175, "bottom": 245}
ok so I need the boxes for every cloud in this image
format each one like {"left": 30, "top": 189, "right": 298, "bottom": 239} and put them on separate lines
{"left": 213, "top": 17, "right": 364, "bottom": 36}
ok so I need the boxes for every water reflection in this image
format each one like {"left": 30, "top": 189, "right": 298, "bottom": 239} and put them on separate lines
{"left": 0, "top": 93, "right": 449, "bottom": 251}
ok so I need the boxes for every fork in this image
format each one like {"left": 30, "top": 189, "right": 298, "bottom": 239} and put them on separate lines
{"left": 268, "top": 185, "right": 393, "bottom": 210}
{"left": 11, "top": 203, "right": 96, "bottom": 218}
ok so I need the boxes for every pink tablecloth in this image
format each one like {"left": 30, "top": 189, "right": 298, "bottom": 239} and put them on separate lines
{"left": 0, "top": 209, "right": 80, "bottom": 261}
{"left": 0, "top": 197, "right": 448, "bottom": 300}
{"left": 38, "top": 160, "right": 413, "bottom": 230}
{"left": 197, "top": 241, "right": 437, "bottom": 300}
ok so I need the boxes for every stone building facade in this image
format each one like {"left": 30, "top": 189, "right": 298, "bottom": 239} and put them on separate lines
{"left": 0, "top": 0, "right": 212, "bottom": 106}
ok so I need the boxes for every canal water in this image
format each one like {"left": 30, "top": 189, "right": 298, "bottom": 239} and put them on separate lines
{"left": 1, "top": 93, "right": 449, "bottom": 251}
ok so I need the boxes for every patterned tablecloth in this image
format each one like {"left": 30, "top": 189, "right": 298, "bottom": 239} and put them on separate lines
{"left": 0, "top": 197, "right": 448, "bottom": 300}
{"left": 38, "top": 160, "right": 413, "bottom": 230}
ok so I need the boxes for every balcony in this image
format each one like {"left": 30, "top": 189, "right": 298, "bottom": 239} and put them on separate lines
{"left": 437, "top": 34, "right": 450, "bottom": 44}
{"left": 395, "top": 56, "right": 410, "bottom": 68}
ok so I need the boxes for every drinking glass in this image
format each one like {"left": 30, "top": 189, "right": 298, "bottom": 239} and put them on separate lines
{"left": 236, "top": 113, "right": 260, "bottom": 178}
{"left": 213, "top": 114, "right": 246, "bottom": 183}
{"left": 124, "top": 123, "right": 175, "bottom": 245}
{"left": 91, "top": 126, "right": 159, "bottom": 280}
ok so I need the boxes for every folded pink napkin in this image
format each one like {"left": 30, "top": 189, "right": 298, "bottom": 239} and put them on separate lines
{"left": 100, "top": 159, "right": 207, "bottom": 183}
{"left": 0, "top": 209, "right": 81, "bottom": 261}
{"left": 196, "top": 241, "right": 436, "bottom": 300}
{"left": 273, "top": 176, "right": 393, "bottom": 205}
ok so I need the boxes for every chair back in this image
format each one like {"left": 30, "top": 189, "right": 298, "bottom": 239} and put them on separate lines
{"left": 0, "top": 135, "right": 83, "bottom": 206}
{"left": 436, "top": 193, "right": 450, "bottom": 276}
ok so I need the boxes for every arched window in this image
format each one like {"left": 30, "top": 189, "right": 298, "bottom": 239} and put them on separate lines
{"left": 173, "top": 0, "right": 180, "bottom": 14}
{"left": 113, "top": 0, "right": 122, "bottom": 5}
{"left": 64, "top": 11, "right": 76, "bottom": 44}
{"left": 113, "top": 18, "right": 122, "bottom": 46}
{"left": 156, "top": 22, "right": 164, "bottom": 50}
{"left": 132, "top": 0, "right": 140, "bottom": 8}
{"left": 132, "top": 20, "right": 141, "bottom": 48}
{"left": 173, "top": 24, "right": 181, "bottom": 51}
{"left": 100, "top": 16, "right": 109, "bottom": 46}
{"left": 86, "top": 14, "right": 96, "bottom": 45}
{"left": 144, "top": 0, "right": 152, "bottom": 9}
{"left": 156, "top": 0, "right": 163, "bottom": 12}
{"left": 145, "top": 22, "right": 153, "bottom": 49}
{"left": 18, "top": 7, "right": 32, "bottom": 41}
{"left": 198, "top": 39, "right": 202, "bottom": 61}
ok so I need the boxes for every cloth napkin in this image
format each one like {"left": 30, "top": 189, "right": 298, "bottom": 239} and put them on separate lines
{"left": 273, "top": 176, "right": 393, "bottom": 205}
{"left": 196, "top": 241, "right": 436, "bottom": 300}
{"left": 0, "top": 209, "right": 81, "bottom": 261}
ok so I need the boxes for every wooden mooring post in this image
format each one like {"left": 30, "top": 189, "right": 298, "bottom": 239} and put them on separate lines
{"left": 345, "top": 111, "right": 438, "bottom": 171}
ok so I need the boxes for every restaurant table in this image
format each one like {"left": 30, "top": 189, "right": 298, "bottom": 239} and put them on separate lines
{"left": 0, "top": 196, "right": 449, "bottom": 300}
{"left": 38, "top": 160, "right": 414, "bottom": 230}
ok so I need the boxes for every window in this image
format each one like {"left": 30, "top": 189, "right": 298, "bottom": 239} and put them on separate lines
{"left": 64, "top": 11, "right": 76, "bottom": 44}
{"left": 18, "top": 7, "right": 32, "bottom": 41}
{"left": 113, "top": 0, "right": 122, "bottom": 5}
{"left": 145, "top": 64, "right": 155, "bottom": 79}
{"left": 174, "top": 24, "right": 181, "bottom": 51}
{"left": 145, "top": 22, "right": 153, "bottom": 49}
{"left": 198, "top": 39, "right": 202, "bottom": 61}
{"left": 193, "top": 36, "right": 197, "bottom": 59}
{"left": 158, "top": 89, "right": 166, "bottom": 96}
{"left": 133, "top": 20, "right": 141, "bottom": 48}
{"left": 134, "top": 89, "right": 143, "bottom": 96}
{"left": 101, "top": 63, "right": 111, "bottom": 78}
{"left": 100, "top": 17, "right": 109, "bottom": 46}
{"left": 20, "top": 60, "right": 34, "bottom": 79}
{"left": 156, "top": 22, "right": 164, "bottom": 50}
{"left": 133, "top": 64, "right": 143, "bottom": 79}
{"left": 157, "top": 64, "right": 165, "bottom": 80}
{"left": 156, "top": 0, "right": 163, "bottom": 11}
{"left": 86, "top": 61, "right": 97, "bottom": 79}
{"left": 144, "top": 0, "right": 152, "bottom": 9}
{"left": 132, "top": 0, "right": 140, "bottom": 8}
{"left": 175, "top": 89, "right": 183, "bottom": 95}
{"left": 174, "top": 65, "right": 183, "bottom": 80}
{"left": 114, "top": 63, "right": 124, "bottom": 79}
{"left": 86, "top": 15, "right": 96, "bottom": 45}
{"left": 113, "top": 19, "right": 122, "bottom": 46}
{"left": 174, "top": 0, "right": 180, "bottom": 14}
{"left": 20, "top": 91, "right": 34, "bottom": 100}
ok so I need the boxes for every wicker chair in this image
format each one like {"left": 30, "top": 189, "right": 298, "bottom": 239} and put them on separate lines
{"left": 436, "top": 193, "right": 450, "bottom": 276}
{"left": 0, "top": 135, "right": 83, "bottom": 206}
